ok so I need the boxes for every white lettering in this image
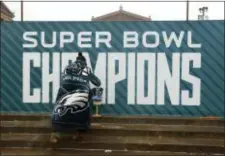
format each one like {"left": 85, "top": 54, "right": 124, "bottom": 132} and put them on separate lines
{"left": 60, "top": 32, "right": 74, "bottom": 48}
{"left": 42, "top": 52, "right": 60, "bottom": 103}
{"left": 41, "top": 31, "right": 57, "bottom": 48}
{"left": 124, "top": 31, "right": 138, "bottom": 48}
{"left": 107, "top": 53, "right": 126, "bottom": 104}
{"left": 23, "top": 32, "right": 38, "bottom": 48}
{"left": 78, "top": 32, "right": 92, "bottom": 48}
{"left": 137, "top": 53, "right": 156, "bottom": 105}
{"left": 187, "top": 31, "right": 201, "bottom": 48}
{"left": 181, "top": 53, "right": 201, "bottom": 106}
{"left": 96, "top": 31, "right": 112, "bottom": 48}
{"left": 163, "top": 31, "right": 184, "bottom": 48}
{"left": 127, "top": 53, "right": 136, "bottom": 104}
{"left": 143, "top": 31, "right": 160, "bottom": 48}
{"left": 157, "top": 53, "right": 180, "bottom": 105}
{"left": 93, "top": 53, "right": 107, "bottom": 104}
{"left": 23, "top": 52, "right": 40, "bottom": 103}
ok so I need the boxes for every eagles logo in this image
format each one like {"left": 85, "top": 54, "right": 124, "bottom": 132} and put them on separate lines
{"left": 53, "top": 90, "right": 89, "bottom": 116}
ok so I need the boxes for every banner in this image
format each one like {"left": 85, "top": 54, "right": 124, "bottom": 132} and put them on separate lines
{"left": 1, "top": 21, "right": 224, "bottom": 117}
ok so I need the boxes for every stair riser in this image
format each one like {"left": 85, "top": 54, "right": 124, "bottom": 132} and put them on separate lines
{"left": 1, "top": 127, "right": 224, "bottom": 139}
{"left": 1, "top": 141, "right": 224, "bottom": 153}
{"left": 1, "top": 153, "right": 223, "bottom": 156}
{"left": 1, "top": 115, "right": 223, "bottom": 126}
{"left": 1, "top": 115, "right": 224, "bottom": 155}
{"left": 2, "top": 148, "right": 223, "bottom": 156}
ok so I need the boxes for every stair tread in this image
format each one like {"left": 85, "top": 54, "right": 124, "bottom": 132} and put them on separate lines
{"left": 1, "top": 147, "right": 223, "bottom": 156}
{"left": 1, "top": 114, "right": 224, "bottom": 126}
{"left": 1, "top": 114, "right": 224, "bottom": 154}
{"left": 1, "top": 133, "right": 224, "bottom": 147}
{"left": 1, "top": 121, "right": 224, "bottom": 133}
{"left": 1, "top": 113, "right": 224, "bottom": 120}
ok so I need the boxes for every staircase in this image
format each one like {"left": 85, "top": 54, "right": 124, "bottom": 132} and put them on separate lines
{"left": 1, "top": 114, "right": 224, "bottom": 156}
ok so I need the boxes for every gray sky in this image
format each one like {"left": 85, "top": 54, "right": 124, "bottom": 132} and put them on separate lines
{"left": 4, "top": 1, "right": 224, "bottom": 21}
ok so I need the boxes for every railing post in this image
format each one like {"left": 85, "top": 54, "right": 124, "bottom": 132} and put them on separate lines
{"left": 93, "top": 100, "right": 101, "bottom": 117}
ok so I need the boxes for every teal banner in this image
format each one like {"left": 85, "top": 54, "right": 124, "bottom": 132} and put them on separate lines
{"left": 1, "top": 21, "right": 224, "bottom": 117}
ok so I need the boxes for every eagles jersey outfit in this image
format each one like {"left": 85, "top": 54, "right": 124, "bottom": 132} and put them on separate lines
{"left": 51, "top": 60, "right": 101, "bottom": 132}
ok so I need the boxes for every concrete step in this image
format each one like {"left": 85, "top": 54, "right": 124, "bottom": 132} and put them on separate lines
{"left": 1, "top": 147, "right": 223, "bottom": 156}
{"left": 1, "top": 133, "right": 224, "bottom": 153}
{"left": 1, "top": 113, "right": 224, "bottom": 126}
{"left": 1, "top": 114, "right": 224, "bottom": 155}
{"left": 2, "top": 133, "right": 224, "bottom": 146}
{"left": 1, "top": 120, "right": 224, "bottom": 138}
